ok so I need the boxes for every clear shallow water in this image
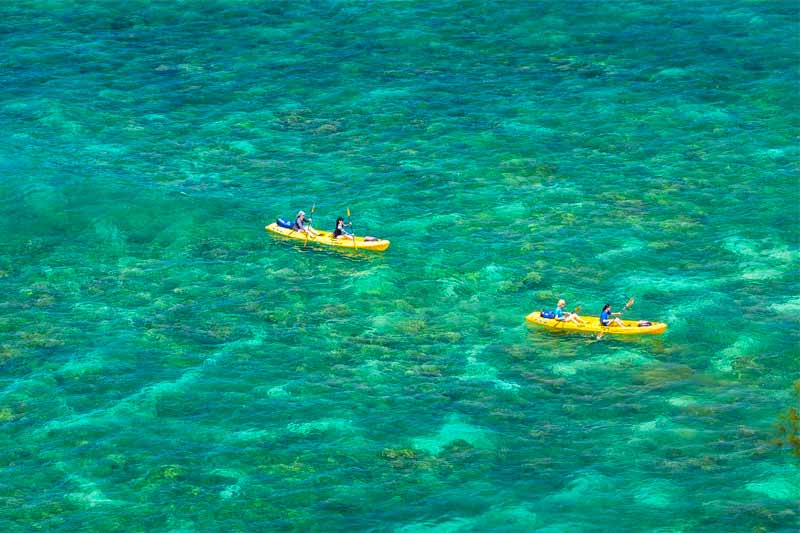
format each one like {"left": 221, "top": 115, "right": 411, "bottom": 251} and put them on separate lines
{"left": 1, "top": 1, "right": 798, "bottom": 531}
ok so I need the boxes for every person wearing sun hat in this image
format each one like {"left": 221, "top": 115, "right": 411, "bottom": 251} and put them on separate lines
{"left": 292, "top": 210, "right": 319, "bottom": 236}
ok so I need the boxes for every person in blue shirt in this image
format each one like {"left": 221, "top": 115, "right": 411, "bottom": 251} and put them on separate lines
{"left": 554, "top": 299, "right": 583, "bottom": 325}
{"left": 599, "top": 304, "right": 624, "bottom": 327}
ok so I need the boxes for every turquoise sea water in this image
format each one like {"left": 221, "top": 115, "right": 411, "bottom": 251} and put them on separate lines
{"left": 1, "top": 1, "right": 799, "bottom": 530}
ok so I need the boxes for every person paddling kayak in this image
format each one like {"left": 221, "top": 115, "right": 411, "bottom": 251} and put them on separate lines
{"left": 332, "top": 216, "right": 353, "bottom": 240}
{"left": 292, "top": 210, "right": 319, "bottom": 237}
{"left": 554, "top": 299, "right": 583, "bottom": 325}
{"left": 600, "top": 304, "right": 624, "bottom": 327}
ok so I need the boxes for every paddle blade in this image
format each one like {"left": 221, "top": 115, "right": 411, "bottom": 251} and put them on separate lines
{"left": 311, "top": 203, "right": 316, "bottom": 215}
{"left": 573, "top": 305, "right": 582, "bottom": 314}
{"left": 347, "top": 207, "right": 351, "bottom": 217}
{"left": 624, "top": 297, "right": 635, "bottom": 310}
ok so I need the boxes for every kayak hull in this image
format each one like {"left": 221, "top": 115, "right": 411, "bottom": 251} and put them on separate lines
{"left": 265, "top": 223, "right": 390, "bottom": 252}
{"left": 525, "top": 311, "right": 667, "bottom": 335}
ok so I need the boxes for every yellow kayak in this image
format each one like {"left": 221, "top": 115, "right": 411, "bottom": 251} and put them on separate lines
{"left": 525, "top": 311, "right": 667, "bottom": 335}
{"left": 265, "top": 223, "right": 391, "bottom": 252}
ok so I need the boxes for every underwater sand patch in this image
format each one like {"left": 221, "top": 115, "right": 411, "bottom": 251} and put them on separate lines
{"left": 286, "top": 418, "right": 354, "bottom": 435}
{"left": 459, "top": 355, "right": 520, "bottom": 391}
{"left": 746, "top": 473, "right": 800, "bottom": 501}
{"left": 411, "top": 413, "right": 494, "bottom": 455}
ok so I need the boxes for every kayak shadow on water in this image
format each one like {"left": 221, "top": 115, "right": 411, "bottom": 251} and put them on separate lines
{"left": 266, "top": 237, "right": 388, "bottom": 264}
{"left": 525, "top": 327, "right": 666, "bottom": 349}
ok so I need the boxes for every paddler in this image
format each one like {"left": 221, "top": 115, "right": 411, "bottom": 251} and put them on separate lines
{"left": 332, "top": 216, "right": 354, "bottom": 240}
{"left": 554, "top": 299, "right": 584, "bottom": 325}
{"left": 292, "top": 210, "right": 319, "bottom": 237}
{"left": 599, "top": 304, "right": 624, "bottom": 327}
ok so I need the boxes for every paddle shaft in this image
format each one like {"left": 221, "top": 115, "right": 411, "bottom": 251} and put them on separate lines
{"left": 304, "top": 203, "right": 316, "bottom": 246}
{"left": 347, "top": 207, "right": 357, "bottom": 251}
